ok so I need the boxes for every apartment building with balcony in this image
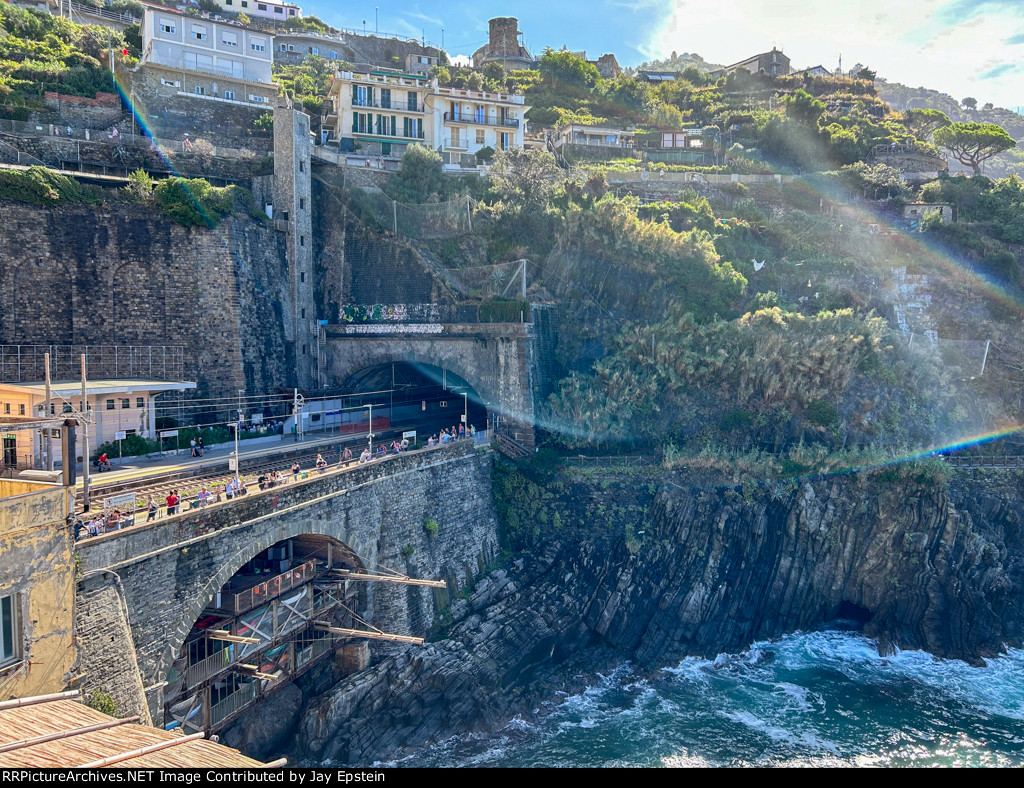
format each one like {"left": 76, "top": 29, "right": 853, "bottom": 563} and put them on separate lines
{"left": 140, "top": 3, "right": 278, "bottom": 105}
{"left": 434, "top": 86, "right": 528, "bottom": 168}
{"left": 322, "top": 69, "right": 432, "bottom": 157}
{"left": 322, "top": 68, "right": 529, "bottom": 167}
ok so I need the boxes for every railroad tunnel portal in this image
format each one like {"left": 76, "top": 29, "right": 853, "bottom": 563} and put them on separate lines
{"left": 324, "top": 322, "right": 535, "bottom": 447}
{"left": 336, "top": 361, "right": 489, "bottom": 441}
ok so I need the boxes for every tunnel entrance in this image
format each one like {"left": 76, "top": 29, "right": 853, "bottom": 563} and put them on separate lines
{"left": 165, "top": 536, "right": 366, "bottom": 735}
{"left": 288, "top": 362, "right": 490, "bottom": 443}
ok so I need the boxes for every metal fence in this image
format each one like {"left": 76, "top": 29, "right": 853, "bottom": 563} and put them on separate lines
{"left": 350, "top": 188, "right": 475, "bottom": 240}
{"left": 563, "top": 454, "right": 656, "bottom": 468}
{"left": 183, "top": 647, "right": 234, "bottom": 690}
{"left": 209, "top": 681, "right": 258, "bottom": 728}
{"left": 231, "top": 561, "right": 317, "bottom": 615}
{"left": 338, "top": 302, "right": 530, "bottom": 324}
{"left": 0, "top": 345, "right": 185, "bottom": 383}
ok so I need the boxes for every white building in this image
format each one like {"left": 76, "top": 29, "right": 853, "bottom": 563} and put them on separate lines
{"left": 433, "top": 85, "right": 528, "bottom": 168}
{"left": 322, "top": 67, "right": 529, "bottom": 169}
{"left": 141, "top": 3, "right": 277, "bottom": 104}
{"left": 554, "top": 123, "right": 636, "bottom": 149}
{"left": 0, "top": 380, "right": 196, "bottom": 469}
{"left": 211, "top": 0, "right": 302, "bottom": 22}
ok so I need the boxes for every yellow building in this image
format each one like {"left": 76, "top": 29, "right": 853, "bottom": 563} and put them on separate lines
{"left": 0, "top": 470, "right": 75, "bottom": 701}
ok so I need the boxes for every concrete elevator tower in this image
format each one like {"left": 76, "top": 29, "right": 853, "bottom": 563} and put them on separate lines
{"left": 273, "top": 99, "right": 317, "bottom": 389}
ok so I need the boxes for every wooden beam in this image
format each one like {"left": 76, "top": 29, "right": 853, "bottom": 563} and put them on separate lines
{"left": 329, "top": 569, "right": 446, "bottom": 589}
{"left": 207, "top": 630, "right": 260, "bottom": 645}
{"left": 0, "top": 716, "right": 141, "bottom": 754}
{"left": 0, "top": 691, "right": 80, "bottom": 710}
{"left": 314, "top": 622, "right": 424, "bottom": 645}
{"left": 237, "top": 665, "right": 280, "bottom": 681}
{"left": 78, "top": 732, "right": 207, "bottom": 769}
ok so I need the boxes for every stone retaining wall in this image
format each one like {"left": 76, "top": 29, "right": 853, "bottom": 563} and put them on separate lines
{"left": 75, "top": 444, "right": 499, "bottom": 725}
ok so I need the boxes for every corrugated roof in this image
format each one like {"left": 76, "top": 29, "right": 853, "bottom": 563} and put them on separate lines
{"left": 0, "top": 695, "right": 277, "bottom": 768}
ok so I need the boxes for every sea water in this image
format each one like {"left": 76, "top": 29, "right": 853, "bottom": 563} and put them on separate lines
{"left": 381, "top": 630, "right": 1024, "bottom": 767}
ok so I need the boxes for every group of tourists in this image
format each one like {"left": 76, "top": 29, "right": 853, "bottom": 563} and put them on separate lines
{"left": 256, "top": 469, "right": 285, "bottom": 490}
{"left": 74, "top": 509, "right": 136, "bottom": 539}
{"left": 75, "top": 423, "right": 483, "bottom": 540}
{"left": 189, "top": 436, "right": 205, "bottom": 457}
{"left": 427, "top": 424, "right": 475, "bottom": 447}
{"left": 356, "top": 437, "right": 413, "bottom": 463}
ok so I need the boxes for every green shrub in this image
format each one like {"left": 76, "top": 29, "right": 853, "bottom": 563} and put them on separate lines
{"left": 94, "top": 434, "right": 160, "bottom": 461}
{"left": 153, "top": 177, "right": 238, "bottom": 228}
{"left": 423, "top": 517, "right": 439, "bottom": 537}
{"left": 252, "top": 155, "right": 274, "bottom": 175}
{"left": 125, "top": 169, "right": 154, "bottom": 202}
{"left": 0, "top": 167, "right": 89, "bottom": 205}
{"left": 806, "top": 399, "right": 839, "bottom": 428}
{"left": 86, "top": 692, "right": 117, "bottom": 716}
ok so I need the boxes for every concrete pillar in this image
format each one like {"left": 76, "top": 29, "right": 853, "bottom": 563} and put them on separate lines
{"left": 148, "top": 395, "right": 156, "bottom": 439}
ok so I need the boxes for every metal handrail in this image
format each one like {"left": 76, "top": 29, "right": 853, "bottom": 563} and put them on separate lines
{"left": 352, "top": 100, "right": 425, "bottom": 113}
{"left": 444, "top": 112, "right": 519, "bottom": 128}
{"left": 209, "top": 682, "right": 258, "bottom": 727}
{"left": 351, "top": 127, "right": 425, "bottom": 140}
{"left": 231, "top": 560, "right": 316, "bottom": 614}
{"left": 0, "top": 138, "right": 44, "bottom": 167}
{"left": 183, "top": 647, "right": 233, "bottom": 689}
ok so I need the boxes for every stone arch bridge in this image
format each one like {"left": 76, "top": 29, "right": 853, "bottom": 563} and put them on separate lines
{"left": 75, "top": 444, "right": 499, "bottom": 727}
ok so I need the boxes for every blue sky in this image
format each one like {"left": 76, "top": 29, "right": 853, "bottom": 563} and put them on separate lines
{"left": 301, "top": 0, "right": 1022, "bottom": 111}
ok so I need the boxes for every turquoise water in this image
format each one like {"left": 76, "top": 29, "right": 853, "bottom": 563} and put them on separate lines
{"left": 383, "top": 631, "right": 1024, "bottom": 767}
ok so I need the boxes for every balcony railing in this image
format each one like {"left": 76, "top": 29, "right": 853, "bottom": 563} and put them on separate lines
{"left": 296, "top": 636, "right": 334, "bottom": 670}
{"left": 444, "top": 112, "right": 519, "bottom": 128}
{"left": 209, "top": 682, "right": 258, "bottom": 727}
{"left": 353, "top": 100, "right": 425, "bottom": 113}
{"left": 231, "top": 561, "right": 317, "bottom": 615}
{"left": 352, "top": 127, "right": 425, "bottom": 140}
{"left": 183, "top": 647, "right": 233, "bottom": 690}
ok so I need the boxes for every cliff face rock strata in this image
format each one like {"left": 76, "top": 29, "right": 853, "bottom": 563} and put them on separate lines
{"left": 293, "top": 470, "right": 1024, "bottom": 765}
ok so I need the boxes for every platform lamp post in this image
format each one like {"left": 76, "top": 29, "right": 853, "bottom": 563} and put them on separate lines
{"left": 367, "top": 402, "right": 373, "bottom": 456}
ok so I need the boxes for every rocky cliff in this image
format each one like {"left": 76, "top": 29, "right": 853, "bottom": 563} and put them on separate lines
{"left": 292, "top": 464, "right": 1024, "bottom": 765}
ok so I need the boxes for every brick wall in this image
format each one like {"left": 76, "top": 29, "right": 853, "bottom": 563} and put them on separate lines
{"left": 75, "top": 580, "right": 153, "bottom": 724}
{"left": 42, "top": 92, "right": 123, "bottom": 128}
{"left": 0, "top": 203, "right": 293, "bottom": 401}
